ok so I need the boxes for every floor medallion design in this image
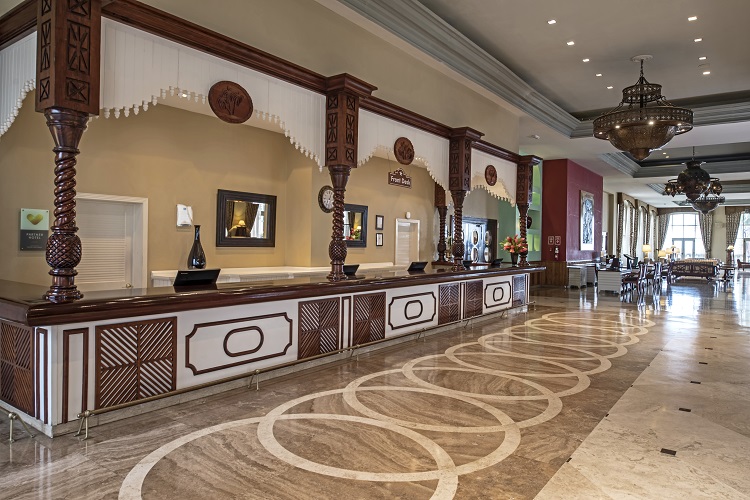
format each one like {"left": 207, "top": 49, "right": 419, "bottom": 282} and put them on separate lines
{"left": 119, "top": 311, "right": 653, "bottom": 499}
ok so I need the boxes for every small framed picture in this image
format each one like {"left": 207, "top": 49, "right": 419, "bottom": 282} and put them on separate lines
{"left": 376, "top": 233, "right": 383, "bottom": 246}
{"left": 375, "top": 215, "right": 384, "bottom": 230}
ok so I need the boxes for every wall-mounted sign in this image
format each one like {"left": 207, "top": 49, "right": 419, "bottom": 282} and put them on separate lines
{"left": 208, "top": 81, "right": 253, "bottom": 124}
{"left": 20, "top": 208, "right": 49, "bottom": 250}
{"left": 554, "top": 235, "right": 561, "bottom": 245}
{"left": 388, "top": 168, "right": 412, "bottom": 188}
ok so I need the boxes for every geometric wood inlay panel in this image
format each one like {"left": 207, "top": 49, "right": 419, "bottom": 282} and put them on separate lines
{"left": 0, "top": 321, "right": 34, "bottom": 415}
{"left": 513, "top": 275, "right": 527, "bottom": 307}
{"left": 352, "top": 292, "right": 386, "bottom": 346}
{"left": 95, "top": 317, "right": 176, "bottom": 409}
{"left": 298, "top": 297, "right": 340, "bottom": 359}
{"left": 438, "top": 283, "right": 461, "bottom": 325}
{"left": 463, "top": 280, "right": 483, "bottom": 319}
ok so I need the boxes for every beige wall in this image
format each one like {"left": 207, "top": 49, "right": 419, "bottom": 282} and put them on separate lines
{"left": 141, "top": 0, "right": 519, "bottom": 150}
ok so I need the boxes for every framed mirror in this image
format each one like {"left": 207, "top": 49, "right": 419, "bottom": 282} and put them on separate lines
{"left": 216, "top": 189, "right": 277, "bottom": 247}
{"left": 343, "top": 203, "right": 368, "bottom": 247}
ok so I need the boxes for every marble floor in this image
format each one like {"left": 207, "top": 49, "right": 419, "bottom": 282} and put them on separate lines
{"left": 1, "top": 274, "right": 749, "bottom": 499}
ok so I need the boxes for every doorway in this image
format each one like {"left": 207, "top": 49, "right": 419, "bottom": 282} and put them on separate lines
{"left": 395, "top": 219, "right": 420, "bottom": 266}
{"left": 75, "top": 193, "right": 148, "bottom": 291}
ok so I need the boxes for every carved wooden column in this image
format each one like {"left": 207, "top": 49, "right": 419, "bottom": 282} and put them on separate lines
{"left": 324, "top": 74, "right": 376, "bottom": 281}
{"left": 516, "top": 156, "right": 541, "bottom": 268}
{"left": 448, "top": 128, "right": 483, "bottom": 271}
{"left": 433, "top": 183, "right": 451, "bottom": 265}
{"left": 36, "top": 0, "right": 101, "bottom": 302}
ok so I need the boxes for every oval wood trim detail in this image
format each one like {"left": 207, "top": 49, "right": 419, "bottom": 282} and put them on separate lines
{"left": 404, "top": 300, "right": 424, "bottom": 320}
{"left": 223, "top": 326, "right": 264, "bottom": 357}
{"left": 208, "top": 81, "right": 253, "bottom": 124}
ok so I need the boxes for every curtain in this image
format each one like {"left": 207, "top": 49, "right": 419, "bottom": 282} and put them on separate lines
{"left": 644, "top": 211, "right": 651, "bottom": 246}
{"left": 657, "top": 214, "right": 670, "bottom": 250}
{"left": 629, "top": 204, "right": 638, "bottom": 257}
{"left": 698, "top": 213, "right": 713, "bottom": 257}
{"left": 726, "top": 211, "right": 742, "bottom": 252}
{"left": 225, "top": 202, "right": 234, "bottom": 233}
{"left": 245, "top": 203, "right": 260, "bottom": 233}
{"left": 616, "top": 201, "right": 625, "bottom": 255}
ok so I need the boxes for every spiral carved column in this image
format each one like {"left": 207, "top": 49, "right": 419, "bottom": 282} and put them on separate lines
{"left": 327, "top": 165, "right": 351, "bottom": 281}
{"left": 517, "top": 204, "right": 530, "bottom": 268}
{"left": 43, "top": 108, "right": 88, "bottom": 303}
{"left": 436, "top": 206, "right": 449, "bottom": 263}
{"left": 450, "top": 190, "right": 466, "bottom": 271}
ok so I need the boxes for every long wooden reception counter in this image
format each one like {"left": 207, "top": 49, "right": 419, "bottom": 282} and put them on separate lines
{"left": 0, "top": 265, "right": 544, "bottom": 437}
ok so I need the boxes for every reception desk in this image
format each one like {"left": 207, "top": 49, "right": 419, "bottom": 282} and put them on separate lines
{"left": 0, "top": 265, "right": 544, "bottom": 437}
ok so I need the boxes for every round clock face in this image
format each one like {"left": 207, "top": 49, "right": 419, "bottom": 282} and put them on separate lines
{"left": 318, "top": 185, "right": 335, "bottom": 213}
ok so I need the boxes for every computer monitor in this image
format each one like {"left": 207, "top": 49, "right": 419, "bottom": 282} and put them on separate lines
{"left": 343, "top": 264, "right": 359, "bottom": 276}
{"left": 173, "top": 269, "right": 220, "bottom": 287}
{"left": 407, "top": 261, "right": 428, "bottom": 272}
{"left": 491, "top": 258, "right": 504, "bottom": 267}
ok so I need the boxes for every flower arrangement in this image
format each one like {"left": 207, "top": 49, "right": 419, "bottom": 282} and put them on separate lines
{"left": 503, "top": 235, "right": 528, "bottom": 254}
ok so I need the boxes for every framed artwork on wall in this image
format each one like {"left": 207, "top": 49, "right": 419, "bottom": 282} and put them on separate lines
{"left": 376, "top": 233, "right": 383, "bottom": 246}
{"left": 375, "top": 215, "right": 384, "bottom": 230}
{"left": 580, "top": 191, "right": 595, "bottom": 251}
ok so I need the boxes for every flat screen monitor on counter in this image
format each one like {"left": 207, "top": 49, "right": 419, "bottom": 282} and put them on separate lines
{"left": 174, "top": 269, "right": 221, "bottom": 287}
{"left": 407, "top": 261, "right": 428, "bottom": 273}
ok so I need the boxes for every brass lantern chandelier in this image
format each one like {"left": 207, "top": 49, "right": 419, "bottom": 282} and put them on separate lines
{"left": 665, "top": 148, "right": 724, "bottom": 214}
{"left": 594, "top": 55, "right": 693, "bottom": 160}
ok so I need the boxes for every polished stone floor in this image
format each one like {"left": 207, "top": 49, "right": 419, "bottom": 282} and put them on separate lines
{"left": 1, "top": 274, "right": 749, "bottom": 499}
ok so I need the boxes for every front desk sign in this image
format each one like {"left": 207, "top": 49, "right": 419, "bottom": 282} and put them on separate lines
{"left": 388, "top": 168, "right": 412, "bottom": 188}
{"left": 20, "top": 208, "right": 49, "bottom": 250}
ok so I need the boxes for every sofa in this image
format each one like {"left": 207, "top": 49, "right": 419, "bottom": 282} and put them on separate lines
{"left": 669, "top": 259, "right": 719, "bottom": 281}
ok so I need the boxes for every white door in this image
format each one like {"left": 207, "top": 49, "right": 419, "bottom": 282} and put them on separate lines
{"left": 76, "top": 197, "right": 144, "bottom": 291}
{"left": 395, "top": 219, "right": 420, "bottom": 266}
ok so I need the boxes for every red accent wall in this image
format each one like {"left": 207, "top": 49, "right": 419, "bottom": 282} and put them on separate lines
{"left": 542, "top": 159, "right": 603, "bottom": 261}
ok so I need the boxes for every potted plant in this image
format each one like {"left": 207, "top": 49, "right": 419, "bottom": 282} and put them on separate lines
{"left": 503, "top": 235, "right": 528, "bottom": 266}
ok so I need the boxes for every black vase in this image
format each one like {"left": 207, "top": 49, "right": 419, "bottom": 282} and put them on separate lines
{"left": 510, "top": 253, "right": 519, "bottom": 266}
{"left": 187, "top": 225, "right": 206, "bottom": 269}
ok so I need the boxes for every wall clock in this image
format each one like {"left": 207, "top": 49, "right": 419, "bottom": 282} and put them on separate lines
{"left": 318, "top": 185, "right": 335, "bottom": 213}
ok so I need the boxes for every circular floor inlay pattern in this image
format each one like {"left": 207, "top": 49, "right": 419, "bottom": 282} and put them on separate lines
{"left": 119, "top": 311, "right": 653, "bottom": 500}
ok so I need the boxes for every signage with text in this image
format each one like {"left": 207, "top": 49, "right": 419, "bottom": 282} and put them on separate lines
{"left": 388, "top": 168, "right": 412, "bottom": 188}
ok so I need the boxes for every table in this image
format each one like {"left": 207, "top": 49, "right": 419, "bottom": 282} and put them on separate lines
{"left": 598, "top": 269, "right": 626, "bottom": 293}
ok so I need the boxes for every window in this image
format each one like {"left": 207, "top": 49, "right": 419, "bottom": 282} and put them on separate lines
{"left": 664, "top": 213, "right": 705, "bottom": 258}
{"left": 733, "top": 212, "right": 750, "bottom": 261}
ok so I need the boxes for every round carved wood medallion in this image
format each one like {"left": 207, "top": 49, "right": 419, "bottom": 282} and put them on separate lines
{"left": 394, "top": 137, "right": 415, "bottom": 165}
{"left": 208, "top": 81, "right": 253, "bottom": 124}
{"left": 485, "top": 165, "right": 498, "bottom": 186}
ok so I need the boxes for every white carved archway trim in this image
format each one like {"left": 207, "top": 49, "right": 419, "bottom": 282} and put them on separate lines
{"left": 0, "top": 32, "right": 36, "bottom": 139}
{"left": 100, "top": 19, "right": 325, "bottom": 167}
{"left": 358, "top": 109, "right": 450, "bottom": 189}
{"left": 469, "top": 149, "right": 516, "bottom": 206}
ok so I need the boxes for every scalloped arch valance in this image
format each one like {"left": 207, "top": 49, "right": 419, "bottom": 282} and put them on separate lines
{"left": 0, "top": 32, "right": 36, "bottom": 138}
{"left": 469, "top": 149, "right": 516, "bottom": 206}
{"left": 99, "top": 19, "right": 325, "bottom": 167}
{"left": 357, "top": 109, "right": 450, "bottom": 189}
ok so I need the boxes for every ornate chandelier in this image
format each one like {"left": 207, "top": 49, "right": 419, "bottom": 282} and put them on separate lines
{"left": 690, "top": 194, "right": 725, "bottom": 214}
{"left": 665, "top": 149, "right": 724, "bottom": 213}
{"left": 594, "top": 55, "right": 693, "bottom": 160}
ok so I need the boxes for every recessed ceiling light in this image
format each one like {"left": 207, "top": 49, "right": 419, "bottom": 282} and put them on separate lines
{"left": 606, "top": 86, "right": 613, "bottom": 89}
{"left": 662, "top": 152, "right": 667, "bottom": 155}
{"left": 582, "top": 58, "right": 590, "bottom": 62}
{"left": 694, "top": 38, "right": 703, "bottom": 42}
{"left": 648, "top": 121, "right": 655, "bottom": 125}
{"left": 548, "top": 19, "right": 556, "bottom": 24}
{"left": 181, "top": 93, "right": 188, "bottom": 98}
{"left": 688, "top": 16, "right": 698, "bottom": 21}
{"left": 596, "top": 73, "right": 602, "bottom": 77}
{"left": 699, "top": 56, "right": 707, "bottom": 60}
{"left": 666, "top": 156, "right": 670, "bottom": 158}
{"left": 703, "top": 70, "right": 711, "bottom": 75}
{"left": 567, "top": 41, "right": 575, "bottom": 46}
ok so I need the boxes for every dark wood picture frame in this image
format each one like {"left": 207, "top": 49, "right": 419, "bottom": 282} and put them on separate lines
{"left": 376, "top": 233, "right": 383, "bottom": 247}
{"left": 375, "top": 214, "right": 384, "bottom": 230}
{"left": 344, "top": 203, "right": 368, "bottom": 248}
{"left": 216, "top": 189, "right": 277, "bottom": 247}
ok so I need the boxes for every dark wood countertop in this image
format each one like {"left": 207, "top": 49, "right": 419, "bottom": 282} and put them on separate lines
{"left": 0, "top": 265, "right": 545, "bottom": 327}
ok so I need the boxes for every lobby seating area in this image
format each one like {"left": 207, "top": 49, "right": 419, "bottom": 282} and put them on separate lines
{"left": 669, "top": 259, "right": 720, "bottom": 281}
